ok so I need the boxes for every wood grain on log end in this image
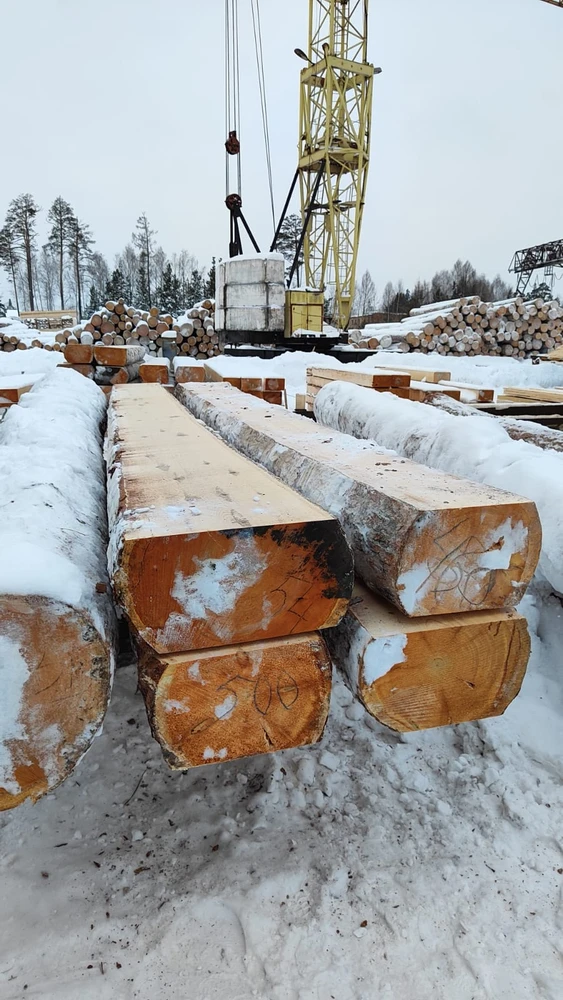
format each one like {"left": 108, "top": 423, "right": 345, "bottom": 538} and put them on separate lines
{"left": 325, "top": 585, "right": 530, "bottom": 732}
{"left": 138, "top": 633, "right": 332, "bottom": 768}
{"left": 116, "top": 520, "right": 351, "bottom": 653}
{"left": 0, "top": 596, "right": 112, "bottom": 811}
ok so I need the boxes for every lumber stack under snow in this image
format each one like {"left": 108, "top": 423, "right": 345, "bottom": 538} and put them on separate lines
{"left": 303, "top": 366, "right": 463, "bottom": 411}
{"left": 106, "top": 383, "right": 353, "bottom": 768}
{"left": 204, "top": 361, "right": 286, "bottom": 405}
{"left": 326, "top": 585, "right": 530, "bottom": 731}
{"left": 0, "top": 369, "right": 116, "bottom": 811}
{"left": 175, "top": 383, "right": 541, "bottom": 617}
{"left": 349, "top": 296, "right": 563, "bottom": 359}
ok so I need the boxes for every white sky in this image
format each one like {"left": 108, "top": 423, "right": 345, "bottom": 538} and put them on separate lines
{"left": 1, "top": 0, "right": 562, "bottom": 300}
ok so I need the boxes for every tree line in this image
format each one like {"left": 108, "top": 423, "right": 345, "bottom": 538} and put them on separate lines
{"left": 353, "top": 259, "right": 518, "bottom": 319}
{"left": 0, "top": 194, "right": 216, "bottom": 319}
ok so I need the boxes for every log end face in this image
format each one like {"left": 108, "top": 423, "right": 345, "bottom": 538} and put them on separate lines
{"left": 142, "top": 635, "right": 332, "bottom": 768}
{"left": 0, "top": 597, "right": 111, "bottom": 811}
{"left": 121, "top": 521, "right": 353, "bottom": 654}
{"left": 395, "top": 504, "right": 542, "bottom": 617}
{"left": 359, "top": 613, "right": 531, "bottom": 732}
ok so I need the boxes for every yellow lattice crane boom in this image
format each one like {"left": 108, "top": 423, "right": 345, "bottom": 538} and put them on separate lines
{"left": 297, "top": 0, "right": 376, "bottom": 329}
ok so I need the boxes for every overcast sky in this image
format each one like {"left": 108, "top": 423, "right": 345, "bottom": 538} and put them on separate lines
{"left": 1, "top": 0, "right": 562, "bottom": 300}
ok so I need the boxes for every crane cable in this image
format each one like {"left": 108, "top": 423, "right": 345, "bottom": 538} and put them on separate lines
{"left": 250, "top": 0, "right": 276, "bottom": 230}
{"left": 225, "top": 0, "right": 242, "bottom": 198}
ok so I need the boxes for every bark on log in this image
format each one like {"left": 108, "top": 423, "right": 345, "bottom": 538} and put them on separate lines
{"left": 325, "top": 585, "right": 530, "bottom": 732}
{"left": 107, "top": 385, "right": 353, "bottom": 653}
{"left": 138, "top": 633, "right": 332, "bottom": 768}
{"left": 175, "top": 383, "right": 541, "bottom": 617}
{"left": 0, "top": 370, "right": 115, "bottom": 810}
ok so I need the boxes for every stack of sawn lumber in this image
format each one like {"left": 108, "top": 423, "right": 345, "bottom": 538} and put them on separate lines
{"left": 301, "top": 365, "right": 494, "bottom": 412}
{"left": 63, "top": 342, "right": 145, "bottom": 388}
{"left": 175, "top": 381, "right": 541, "bottom": 734}
{"left": 204, "top": 360, "right": 286, "bottom": 405}
{"left": 106, "top": 383, "right": 354, "bottom": 769}
{"left": 349, "top": 296, "right": 563, "bottom": 358}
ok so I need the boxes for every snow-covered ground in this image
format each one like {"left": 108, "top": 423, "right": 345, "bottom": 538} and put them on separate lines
{"left": 1, "top": 589, "right": 562, "bottom": 1000}
{"left": 1, "top": 351, "right": 562, "bottom": 999}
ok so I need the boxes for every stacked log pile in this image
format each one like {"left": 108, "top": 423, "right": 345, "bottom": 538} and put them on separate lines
{"left": 349, "top": 296, "right": 563, "bottom": 358}
{"left": 106, "top": 383, "right": 353, "bottom": 768}
{"left": 0, "top": 369, "right": 116, "bottom": 810}
{"left": 0, "top": 299, "right": 222, "bottom": 357}
{"left": 176, "top": 382, "right": 539, "bottom": 732}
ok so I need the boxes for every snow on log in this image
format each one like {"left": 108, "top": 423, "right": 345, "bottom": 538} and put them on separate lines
{"left": 325, "top": 585, "right": 530, "bottom": 732}
{"left": 138, "top": 633, "right": 332, "bottom": 769}
{"left": 425, "top": 392, "right": 563, "bottom": 453}
{"left": 175, "top": 383, "right": 541, "bottom": 618}
{"left": 313, "top": 381, "right": 563, "bottom": 592}
{"left": 0, "top": 370, "right": 116, "bottom": 811}
{"left": 106, "top": 384, "right": 353, "bottom": 654}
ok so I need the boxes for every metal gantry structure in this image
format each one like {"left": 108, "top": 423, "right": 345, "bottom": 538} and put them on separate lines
{"left": 509, "top": 240, "right": 563, "bottom": 295}
{"left": 296, "top": 0, "right": 375, "bottom": 329}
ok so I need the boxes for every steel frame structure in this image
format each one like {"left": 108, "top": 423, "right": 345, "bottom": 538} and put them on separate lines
{"left": 509, "top": 240, "right": 563, "bottom": 295}
{"left": 297, "top": 0, "right": 374, "bottom": 329}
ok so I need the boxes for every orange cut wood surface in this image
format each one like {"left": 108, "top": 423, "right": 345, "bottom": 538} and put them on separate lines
{"left": 139, "top": 362, "right": 170, "bottom": 384}
{"left": 326, "top": 585, "right": 530, "bottom": 732}
{"left": 139, "top": 633, "right": 332, "bottom": 768}
{"left": 108, "top": 385, "right": 353, "bottom": 653}
{"left": 0, "top": 596, "right": 112, "bottom": 811}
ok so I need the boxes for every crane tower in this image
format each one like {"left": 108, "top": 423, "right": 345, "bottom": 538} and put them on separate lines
{"left": 298, "top": 0, "right": 375, "bottom": 329}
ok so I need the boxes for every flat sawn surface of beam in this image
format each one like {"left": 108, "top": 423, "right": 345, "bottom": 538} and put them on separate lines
{"left": 175, "top": 383, "right": 541, "bottom": 617}
{"left": 107, "top": 385, "right": 353, "bottom": 653}
{"left": 325, "top": 585, "right": 530, "bottom": 732}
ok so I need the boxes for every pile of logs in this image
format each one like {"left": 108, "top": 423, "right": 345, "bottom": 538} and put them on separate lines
{"left": 349, "top": 296, "right": 563, "bottom": 358}
{"left": 0, "top": 299, "right": 222, "bottom": 358}
{"left": 175, "top": 381, "right": 540, "bottom": 732}
{"left": 106, "top": 384, "right": 353, "bottom": 769}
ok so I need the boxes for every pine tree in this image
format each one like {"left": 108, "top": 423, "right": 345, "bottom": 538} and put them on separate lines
{"left": 275, "top": 214, "right": 304, "bottom": 285}
{"left": 0, "top": 224, "right": 23, "bottom": 313}
{"left": 132, "top": 214, "right": 156, "bottom": 307}
{"left": 88, "top": 284, "right": 102, "bottom": 314}
{"left": 136, "top": 252, "right": 150, "bottom": 310}
{"left": 186, "top": 268, "right": 204, "bottom": 306}
{"left": 204, "top": 257, "right": 217, "bottom": 299}
{"left": 66, "top": 217, "right": 94, "bottom": 319}
{"left": 155, "top": 262, "right": 181, "bottom": 314}
{"left": 106, "top": 268, "right": 127, "bottom": 301}
{"left": 0, "top": 297, "right": 5, "bottom": 317}
{"left": 47, "top": 197, "right": 74, "bottom": 309}
{"left": 5, "top": 194, "right": 40, "bottom": 310}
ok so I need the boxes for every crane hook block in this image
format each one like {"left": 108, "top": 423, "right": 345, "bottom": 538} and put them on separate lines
{"left": 225, "top": 130, "right": 240, "bottom": 156}
{"left": 225, "top": 193, "right": 242, "bottom": 212}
